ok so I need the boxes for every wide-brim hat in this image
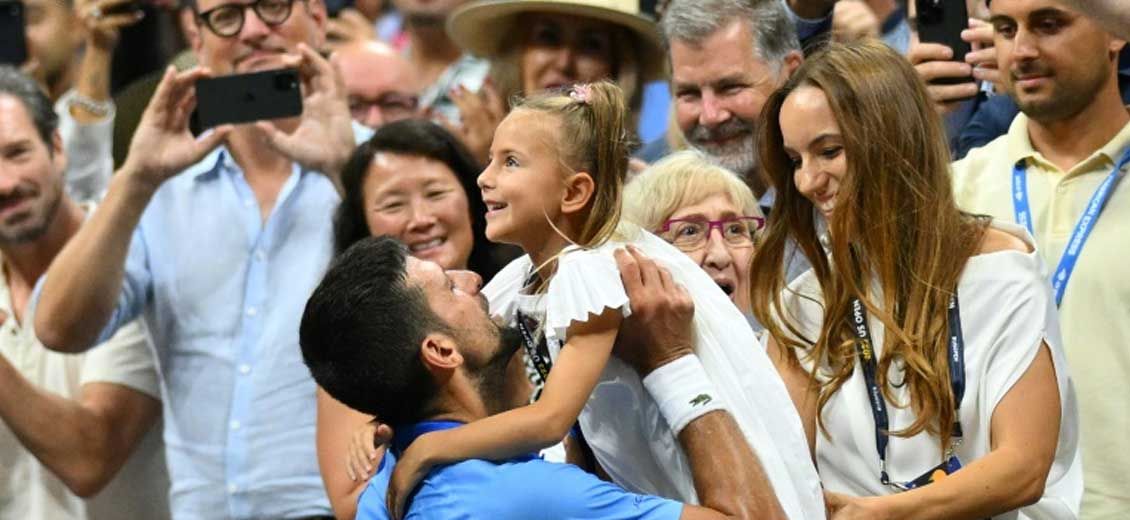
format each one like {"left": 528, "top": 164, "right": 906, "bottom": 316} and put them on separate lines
{"left": 447, "top": 0, "right": 666, "bottom": 82}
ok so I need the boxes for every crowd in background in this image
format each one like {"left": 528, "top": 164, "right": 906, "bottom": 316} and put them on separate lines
{"left": 1, "top": 0, "right": 1128, "bottom": 519}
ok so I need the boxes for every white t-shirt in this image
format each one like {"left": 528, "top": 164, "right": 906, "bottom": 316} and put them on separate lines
{"left": 484, "top": 223, "right": 826, "bottom": 520}
{"left": 778, "top": 221, "right": 1082, "bottom": 519}
{"left": 0, "top": 271, "right": 170, "bottom": 520}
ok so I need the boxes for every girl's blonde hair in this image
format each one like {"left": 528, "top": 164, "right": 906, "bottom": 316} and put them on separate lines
{"left": 623, "top": 150, "right": 762, "bottom": 233}
{"left": 514, "top": 81, "right": 634, "bottom": 249}
{"left": 751, "top": 40, "right": 988, "bottom": 453}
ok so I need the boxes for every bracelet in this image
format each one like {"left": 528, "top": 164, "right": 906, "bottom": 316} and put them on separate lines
{"left": 67, "top": 92, "right": 114, "bottom": 118}
{"left": 642, "top": 355, "right": 726, "bottom": 436}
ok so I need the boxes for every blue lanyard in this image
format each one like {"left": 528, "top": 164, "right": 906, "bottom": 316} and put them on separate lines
{"left": 850, "top": 295, "right": 965, "bottom": 486}
{"left": 1011, "top": 147, "right": 1130, "bottom": 306}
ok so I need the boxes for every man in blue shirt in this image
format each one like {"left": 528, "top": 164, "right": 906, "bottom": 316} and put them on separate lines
{"left": 33, "top": 0, "right": 361, "bottom": 517}
{"left": 300, "top": 237, "right": 791, "bottom": 520}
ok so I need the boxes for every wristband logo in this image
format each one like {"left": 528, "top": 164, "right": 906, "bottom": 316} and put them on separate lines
{"left": 690, "top": 394, "right": 713, "bottom": 407}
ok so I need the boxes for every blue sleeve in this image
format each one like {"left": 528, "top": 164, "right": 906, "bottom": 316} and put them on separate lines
{"left": 784, "top": 0, "right": 832, "bottom": 52}
{"left": 955, "top": 95, "right": 1020, "bottom": 160}
{"left": 96, "top": 223, "right": 152, "bottom": 344}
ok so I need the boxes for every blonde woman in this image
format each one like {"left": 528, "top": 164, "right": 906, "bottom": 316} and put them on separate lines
{"left": 624, "top": 150, "right": 764, "bottom": 317}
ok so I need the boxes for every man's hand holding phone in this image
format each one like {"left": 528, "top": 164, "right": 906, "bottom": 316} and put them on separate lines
{"left": 254, "top": 43, "right": 355, "bottom": 189}
{"left": 120, "top": 66, "right": 234, "bottom": 192}
{"left": 909, "top": 18, "right": 998, "bottom": 115}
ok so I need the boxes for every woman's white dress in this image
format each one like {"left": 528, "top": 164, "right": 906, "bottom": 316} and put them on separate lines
{"left": 483, "top": 223, "right": 826, "bottom": 520}
{"left": 778, "top": 221, "right": 1082, "bottom": 519}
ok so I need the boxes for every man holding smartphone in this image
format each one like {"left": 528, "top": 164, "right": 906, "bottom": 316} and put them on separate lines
{"left": 33, "top": 0, "right": 363, "bottom": 518}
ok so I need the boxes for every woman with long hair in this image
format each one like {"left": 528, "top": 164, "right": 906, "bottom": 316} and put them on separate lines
{"left": 751, "top": 40, "right": 1081, "bottom": 519}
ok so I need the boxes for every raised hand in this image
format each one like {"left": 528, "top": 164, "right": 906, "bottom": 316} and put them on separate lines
{"left": 908, "top": 36, "right": 979, "bottom": 115}
{"left": 77, "top": 0, "right": 145, "bottom": 51}
{"left": 433, "top": 80, "right": 507, "bottom": 165}
{"left": 120, "top": 66, "right": 233, "bottom": 190}
{"left": 255, "top": 43, "right": 355, "bottom": 188}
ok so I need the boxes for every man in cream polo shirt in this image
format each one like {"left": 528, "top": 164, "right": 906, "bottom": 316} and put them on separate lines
{"left": 0, "top": 67, "right": 169, "bottom": 519}
{"left": 952, "top": 0, "right": 1128, "bottom": 517}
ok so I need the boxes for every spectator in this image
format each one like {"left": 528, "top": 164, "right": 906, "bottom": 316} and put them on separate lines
{"left": 753, "top": 40, "right": 1080, "bottom": 519}
{"left": 33, "top": 0, "right": 362, "bottom": 518}
{"left": 318, "top": 119, "right": 506, "bottom": 519}
{"left": 443, "top": 0, "right": 667, "bottom": 160}
{"left": 623, "top": 150, "right": 764, "bottom": 320}
{"left": 0, "top": 66, "right": 169, "bottom": 520}
{"left": 652, "top": 0, "right": 805, "bottom": 198}
{"left": 386, "top": 82, "right": 824, "bottom": 519}
{"left": 23, "top": 0, "right": 145, "bottom": 201}
{"left": 333, "top": 40, "right": 419, "bottom": 129}
{"left": 951, "top": 0, "right": 1130, "bottom": 515}
{"left": 392, "top": 0, "right": 489, "bottom": 125}
{"left": 301, "top": 236, "right": 790, "bottom": 520}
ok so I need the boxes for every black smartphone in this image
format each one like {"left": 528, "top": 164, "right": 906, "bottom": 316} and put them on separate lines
{"left": 0, "top": 1, "right": 28, "bottom": 66}
{"left": 916, "top": 0, "right": 973, "bottom": 85}
{"left": 193, "top": 68, "right": 303, "bottom": 129}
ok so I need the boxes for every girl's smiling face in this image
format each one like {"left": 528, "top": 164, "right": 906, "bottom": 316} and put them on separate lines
{"left": 477, "top": 110, "right": 571, "bottom": 250}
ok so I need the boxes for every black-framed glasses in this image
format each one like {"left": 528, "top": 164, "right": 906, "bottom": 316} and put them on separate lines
{"left": 196, "top": 0, "right": 303, "bottom": 38}
{"left": 658, "top": 216, "right": 765, "bottom": 252}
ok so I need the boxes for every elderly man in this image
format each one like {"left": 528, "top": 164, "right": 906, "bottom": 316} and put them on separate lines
{"left": 301, "top": 237, "right": 792, "bottom": 520}
{"left": 33, "top": 0, "right": 364, "bottom": 517}
{"left": 0, "top": 66, "right": 168, "bottom": 520}
{"left": 334, "top": 40, "right": 419, "bottom": 129}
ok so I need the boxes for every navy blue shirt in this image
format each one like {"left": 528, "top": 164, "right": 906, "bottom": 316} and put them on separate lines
{"left": 355, "top": 421, "right": 683, "bottom": 520}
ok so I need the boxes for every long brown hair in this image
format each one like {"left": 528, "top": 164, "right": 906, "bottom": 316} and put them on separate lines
{"left": 515, "top": 81, "right": 633, "bottom": 249}
{"left": 750, "top": 40, "right": 988, "bottom": 451}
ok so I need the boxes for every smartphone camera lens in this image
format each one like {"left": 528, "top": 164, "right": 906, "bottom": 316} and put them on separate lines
{"left": 274, "top": 73, "right": 299, "bottom": 91}
{"left": 916, "top": 0, "right": 943, "bottom": 24}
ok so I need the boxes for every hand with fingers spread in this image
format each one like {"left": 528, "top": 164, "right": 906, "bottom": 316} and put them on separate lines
{"left": 345, "top": 420, "right": 393, "bottom": 482}
{"left": 433, "top": 81, "right": 507, "bottom": 165}
{"left": 120, "top": 66, "right": 234, "bottom": 190}
{"left": 254, "top": 43, "right": 354, "bottom": 189}
{"left": 612, "top": 246, "right": 696, "bottom": 377}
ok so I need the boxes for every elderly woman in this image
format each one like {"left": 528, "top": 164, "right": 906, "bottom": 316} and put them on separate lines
{"left": 623, "top": 150, "right": 765, "bottom": 321}
{"left": 441, "top": 0, "right": 665, "bottom": 159}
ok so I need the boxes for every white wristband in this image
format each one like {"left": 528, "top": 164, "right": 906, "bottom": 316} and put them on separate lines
{"left": 642, "top": 355, "right": 726, "bottom": 436}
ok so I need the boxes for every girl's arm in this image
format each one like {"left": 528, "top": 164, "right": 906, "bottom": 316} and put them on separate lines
{"left": 388, "top": 308, "right": 622, "bottom": 517}
{"left": 826, "top": 343, "right": 1062, "bottom": 520}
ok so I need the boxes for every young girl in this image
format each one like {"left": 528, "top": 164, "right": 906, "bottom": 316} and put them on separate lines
{"left": 387, "top": 82, "right": 825, "bottom": 519}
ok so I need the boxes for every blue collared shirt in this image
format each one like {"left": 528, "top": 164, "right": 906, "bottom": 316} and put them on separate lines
{"left": 96, "top": 140, "right": 359, "bottom": 519}
{"left": 356, "top": 421, "right": 683, "bottom": 520}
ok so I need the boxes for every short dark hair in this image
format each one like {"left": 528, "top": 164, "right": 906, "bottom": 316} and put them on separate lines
{"left": 334, "top": 119, "right": 500, "bottom": 279}
{"left": 0, "top": 66, "right": 59, "bottom": 148}
{"left": 300, "top": 236, "right": 447, "bottom": 425}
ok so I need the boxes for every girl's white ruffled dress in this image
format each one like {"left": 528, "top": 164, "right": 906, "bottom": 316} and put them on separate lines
{"left": 484, "top": 223, "right": 826, "bottom": 520}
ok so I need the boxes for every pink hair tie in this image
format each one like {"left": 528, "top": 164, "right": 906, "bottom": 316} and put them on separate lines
{"left": 569, "top": 84, "right": 593, "bottom": 104}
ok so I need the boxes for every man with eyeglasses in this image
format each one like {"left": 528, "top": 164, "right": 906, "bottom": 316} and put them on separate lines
{"left": 33, "top": 0, "right": 365, "bottom": 518}
{"left": 334, "top": 39, "right": 420, "bottom": 130}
